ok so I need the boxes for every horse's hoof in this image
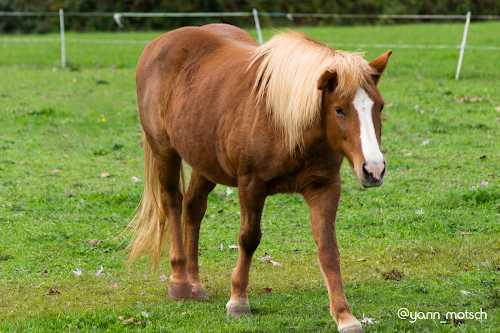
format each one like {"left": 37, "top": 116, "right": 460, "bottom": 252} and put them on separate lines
{"left": 339, "top": 326, "right": 365, "bottom": 333}
{"left": 168, "top": 282, "right": 192, "bottom": 300}
{"left": 226, "top": 304, "right": 253, "bottom": 317}
{"left": 191, "top": 287, "right": 209, "bottom": 301}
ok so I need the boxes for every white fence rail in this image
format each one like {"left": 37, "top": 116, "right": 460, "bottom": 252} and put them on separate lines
{"left": 1, "top": 9, "right": 499, "bottom": 79}
{"left": 3, "top": 37, "right": 499, "bottom": 50}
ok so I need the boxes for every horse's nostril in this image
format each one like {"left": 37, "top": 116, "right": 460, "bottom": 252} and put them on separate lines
{"left": 362, "top": 162, "right": 370, "bottom": 178}
{"left": 381, "top": 162, "right": 386, "bottom": 177}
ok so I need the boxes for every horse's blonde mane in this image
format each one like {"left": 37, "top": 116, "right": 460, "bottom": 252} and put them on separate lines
{"left": 249, "top": 31, "right": 376, "bottom": 152}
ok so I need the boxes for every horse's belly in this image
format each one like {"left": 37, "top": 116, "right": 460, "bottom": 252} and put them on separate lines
{"left": 185, "top": 154, "right": 238, "bottom": 187}
{"left": 169, "top": 124, "right": 238, "bottom": 187}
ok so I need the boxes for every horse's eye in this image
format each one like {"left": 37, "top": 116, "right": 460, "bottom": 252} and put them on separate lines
{"left": 335, "top": 107, "right": 345, "bottom": 116}
{"left": 380, "top": 105, "right": 384, "bottom": 113}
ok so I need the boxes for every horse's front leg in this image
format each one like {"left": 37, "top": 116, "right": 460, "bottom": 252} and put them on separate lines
{"left": 226, "top": 175, "right": 266, "bottom": 317}
{"left": 303, "top": 181, "right": 364, "bottom": 333}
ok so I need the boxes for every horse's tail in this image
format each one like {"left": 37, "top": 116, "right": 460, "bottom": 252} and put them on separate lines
{"left": 124, "top": 131, "right": 186, "bottom": 274}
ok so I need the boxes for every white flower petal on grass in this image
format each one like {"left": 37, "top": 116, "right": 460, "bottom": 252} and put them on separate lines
{"left": 257, "top": 254, "right": 273, "bottom": 262}
{"left": 73, "top": 268, "right": 82, "bottom": 276}
{"left": 360, "top": 313, "right": 377, "bottom": 324}
{"left": 228, "top": 245, "right": 239, "bottom": 250}
{"left": 131, "top": 176, "right": 141, "bottom": 183}
{"left": 95, "top": 265, "right": 104, "bottom": 277}
{"left": 415, "top": 209, "right": 424, "bottom": 215}
{"left": 269, "top": 259, "right": 282, "bottom": 266}
{"left": 226, "top": 188, "right": 234, "bottom": 196}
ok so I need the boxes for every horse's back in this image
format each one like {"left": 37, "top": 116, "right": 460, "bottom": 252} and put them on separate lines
{"left": 138, "top": 24, "right": 256, "bottom": 70}
{"left": 201, "top": 24, "right": 259, "bottom": 49}
{"left": 136, "top": 24, "right": 257, "bottom": 102}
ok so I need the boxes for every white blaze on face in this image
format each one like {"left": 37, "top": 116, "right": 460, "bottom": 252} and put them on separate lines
{"left": 352, "top": 88, "right": 384, "bottom": 163}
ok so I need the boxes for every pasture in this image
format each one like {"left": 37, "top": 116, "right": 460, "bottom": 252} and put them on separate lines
{"left": 1, "top": 22, "right": 500, "bottom": 332}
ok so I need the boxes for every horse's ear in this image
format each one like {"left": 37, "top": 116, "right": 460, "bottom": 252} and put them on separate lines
{"left": 317, "top": 71, "right": 337, "bottom": 91}
{"left": 369, "top": 50, "right": 392, "bottom": 85}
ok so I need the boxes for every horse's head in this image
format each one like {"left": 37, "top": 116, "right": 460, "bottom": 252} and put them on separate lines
{"left": 318, "top": 50, "right": 392, "bottom": 188}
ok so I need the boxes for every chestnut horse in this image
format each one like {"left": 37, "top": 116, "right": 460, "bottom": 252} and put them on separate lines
{"left": 127, "top": 23, "right": 391, "bottom": 333}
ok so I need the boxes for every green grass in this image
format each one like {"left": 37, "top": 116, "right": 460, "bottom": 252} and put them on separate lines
{"left": 1, "top": 22, "right": 500, "bottom": 332}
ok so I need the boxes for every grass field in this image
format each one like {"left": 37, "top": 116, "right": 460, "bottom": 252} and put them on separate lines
{"left": 1, "top": 21, "right": 500, "bottom": 332}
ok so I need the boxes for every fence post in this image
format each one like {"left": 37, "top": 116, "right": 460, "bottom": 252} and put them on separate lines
{"left": 455, "top": 11, "right": 471, "bottom": 80}
{"left": 252, "top": 8, "right": 263, "bottom": 45}
{"left": 59, "top": 8, "right": 66, "bottom": 68}
{"left": 113, "top": 13, "right": 124, "bottom": 28}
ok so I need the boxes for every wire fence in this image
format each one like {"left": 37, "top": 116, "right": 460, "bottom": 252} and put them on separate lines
{"left": 2, "top": 9, "right": 499, "bottom": 79}
{"left": 3, "top": 37, "right": 499, "bottom": 50}
{"left": 0, "top": 37, "right": 149, "bottom": 44}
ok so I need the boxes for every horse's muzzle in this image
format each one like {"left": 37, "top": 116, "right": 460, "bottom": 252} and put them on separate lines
{"left": 359, "top": 160, "right": 386, "bottom": 187}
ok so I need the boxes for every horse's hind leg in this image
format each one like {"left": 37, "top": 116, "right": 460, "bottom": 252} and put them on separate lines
{"left": 153, "top": 148, "right": 193, "bottom": 300}
{"left": 226, "top": 176, "right": 266, "bottom": 316}
{"left": 183, "top": 170, "right": 216, "bottom": 300}
{"left": 136, "top": 46, "right": 192, "bottom": 299}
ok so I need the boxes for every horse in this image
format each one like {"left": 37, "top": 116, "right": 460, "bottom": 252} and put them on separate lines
{"left": 127, "top": 23, "right": 391, "bottom": 333}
